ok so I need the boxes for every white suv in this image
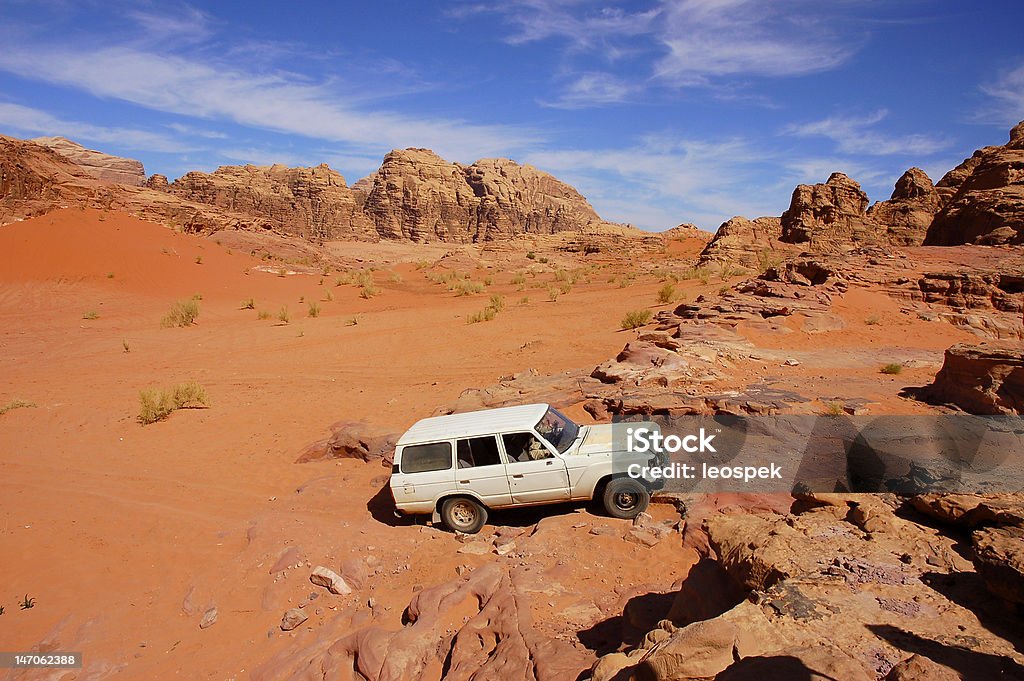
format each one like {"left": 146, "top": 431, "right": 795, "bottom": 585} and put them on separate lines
{"left": 389, "top": 403, "right": 662, "bottom": 533}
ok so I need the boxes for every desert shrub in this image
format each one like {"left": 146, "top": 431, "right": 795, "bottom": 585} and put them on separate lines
{"left": 82, "top": 310, "right": 99, "bottom": 320}
{"left": 389, "top": 271, "right": 403, "bottom": 284}
{"left": 161, "top": 299, "right": 200, "bottom": 328}
{"left": 467, "top": 306, "right": 498, "bottom": 324}
{"left": 278, "top": 306, "right": 290, "bottom": 323}
{"left": 757, "top": 250, "right": 781, "bottom": 272}
{"left": 360, "top": 284, "right": 380, "bottom": 299}
{"left": 194, "top": 256, "right": 203, "bottom": 265}
{"left": 547, "top": 286, "right": 560, "bottom": 302}
{"left": 559, "top": 282, "right": 573, "bottom": 295}
{"left": 865, "top": 315, "right": 881, "bottom": 325}
{"left": 137, "top": 381, "right": 209, "bottom": 425}
{"left": 539, "top": 256, "right": 549, "bottom": 264}
{"left": 489, "top": 294, "right": 505, "bottom": 312}
{"left": 122, "top": 339, "right": 130, "bottom": 353}
{"left": 334, "top": 274, "right": 349, "bottom": 287}
{"left": 106, "top": 272, "right": 115, "bottom": 279}
{"left": 415, "top": 259, "right": 433, "bottom": 270}
{"left": 880, "top": 363, "right": 903, "bottom": 375}
{"left": 324, "top": 289, "right": 334, "bottom": 302}
{"left": 0, "top": 399, "right": 36, "bottom": 416}
{"left": 620, "top": 309, "right": 653, "bottom": 330}
{"left": 346, "top": 316, "right": 359, "bottom": 326}
{"left": 526, "top": 251, "right": 537, "bottom": 260}
{"left": 822, "top": 401, "right": 846, "bottom": 416}
{"left": 308, "top": 302, "right": 321, "bottom": 318}
{"left": 257, "top": 310, "right": 271, "bottom": 320}
{"left": 354, "top": 270, "right": 374, "bottom": 288}
{"left": 518, "top": 296, "right": 530, "bottom": 305}
{"left": 511, "top": 272, "right": 526, "bottom": 285}
{"left": 454, "top": 280, "right": 485, "bottom": 296}
{"left": 657, "top": 283, "right": 676, "bottom": 304}
{"left": 241, "top": 298, "right": 255, "bottom": 310}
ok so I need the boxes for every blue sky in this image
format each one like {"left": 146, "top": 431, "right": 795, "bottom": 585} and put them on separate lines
{"left": 0, "top": 1, "right": 1022, "bottom": 230}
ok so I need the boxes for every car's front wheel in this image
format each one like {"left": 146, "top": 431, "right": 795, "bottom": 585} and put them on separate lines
{"left": 602, "top": 478, "right": 650, "bottom": 519}
{"left": 441, "top": 497, "right": 488, "bottom": 534}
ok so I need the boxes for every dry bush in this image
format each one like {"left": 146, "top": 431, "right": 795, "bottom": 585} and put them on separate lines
{"left": 138, "top": 382, "right": 209, "bottom": 425}
{"left": 161, "top": 299, "right": 199, "bottom": 327}
{"left": 620, "top": 309, "right": 652, "bottom": 330}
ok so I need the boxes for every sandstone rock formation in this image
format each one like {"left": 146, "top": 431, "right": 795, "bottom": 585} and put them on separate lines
{"left": 0, "top": 135, "right": 274, "bottom": 233}
{"left": 923, "top": 343, "right": 1023, "bottom": 414}
{"left": 591, "top": 495, "right": 1024, "bottom": 680}
{"left": 166, "top": 163, "right": 375, "bottom": 241}
{"left": 362, "top": 149, "right": 603, "bottom": 242}
{"left": 926, "top": 120, "right": 1024, "bottom": 245}
{"left": 697, "top": 216, "right": 797, "bottom": 270}
{"left": 2, "top": 136, "right": 610, "bottom": 244}
{"left": 867, "top": 167, "right": 943, "bottom": 244}
{"left": 31, "top": 135, "right": 146, "bottom": 185}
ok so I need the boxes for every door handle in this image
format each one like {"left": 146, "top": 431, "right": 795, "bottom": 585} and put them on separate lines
{"left": 459, "top": 480, "right": 470, "bottom": 484}
{"left": 512, "top": 474, "right": 524, "bottom": 479}
{"left": 545, "top": 460, "right": 553, "bottom": 466}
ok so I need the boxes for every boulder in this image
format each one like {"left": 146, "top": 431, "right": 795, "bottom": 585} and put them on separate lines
{"left": 310, "top": 566, "right": 351, "bottom": 595}
{"left": 922, "top": 343, "right": 1024, "bottom": 414}
{"left": 972, "top": 525, "right": 1024, "bottom": 605}
{"left": 280, "top": 608, "right": 308, "bottom": 631}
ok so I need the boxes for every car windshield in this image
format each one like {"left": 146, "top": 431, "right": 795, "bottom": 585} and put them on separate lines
{"left": 535, "top": 407, "right": 580, "bottom": 454}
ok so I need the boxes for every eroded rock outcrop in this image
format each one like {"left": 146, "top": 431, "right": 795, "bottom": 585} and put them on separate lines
{"left": 31, "top": 135, "right": 146, "bottom": 186}
{"left": 922, "top": 343, "right": 1024, "bottom": 414}
{"left": 926, "top": 120, "right": 1024, "bottom": 245}
{"left": 697, "top": 216, "right": 797, "bottom": 270}
{"left": 867, "top": 167, "right": 943, "bottom": 245}
{"left": 167, "top": 163, "right": 375, "bottom": 241}
{"left": 592, "top": 496, "right": 1024, "bottom": 680}
{"left": 362, "top": 149, "right": 603, "bottom": 243}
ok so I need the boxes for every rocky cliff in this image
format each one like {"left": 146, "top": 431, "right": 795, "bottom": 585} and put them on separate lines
{"left": 925, "top": 120, "right": 1024, "bottom": 246}
{"left": 166, "top": 163, "right": 375, "bottom": 241}
{"left": 31, "top": 136, "right": 146, "bottom": 186}
{"left": 697, "top": 215, "right": 796, "bottom": 270}
{"left": 361, "top": 148, "right": 602, "bottom": 242}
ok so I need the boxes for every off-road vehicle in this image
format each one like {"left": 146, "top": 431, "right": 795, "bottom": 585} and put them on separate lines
{"left": 389, "top": 403, "right": 662, "bottom": 533}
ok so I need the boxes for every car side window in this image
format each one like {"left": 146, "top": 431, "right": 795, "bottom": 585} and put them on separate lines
{"left": 502, "top": 432, "right": 553, "bottom": 463}
{"left": 456, "top": 436, "right": 503, "bottom": 468}
{"left": 400, "top": 442, "right": 452, "bottom": 474}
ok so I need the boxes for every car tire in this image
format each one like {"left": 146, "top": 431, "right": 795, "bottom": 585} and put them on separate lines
{"left": 602, "top": 478, "right": 650, "bottom": 519}
{"left": 441, "top": 497, "right": 488, "bottom": 534}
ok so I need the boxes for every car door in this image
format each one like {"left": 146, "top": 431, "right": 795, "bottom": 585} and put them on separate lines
{"left": 455, "top": 435, "right": 513, "bottom": 507}
{"left": 392, "top": 441, "right": 454, "bottom": 509}
{"left": 501, "top": 432, "right": 570, "bottom": 504}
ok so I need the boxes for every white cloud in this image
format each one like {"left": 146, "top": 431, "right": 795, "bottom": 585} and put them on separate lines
{"left": 542, "top": 72, "right": 640, "bottom": 108}
{"left": 487, "top": 1, "right": 660, "bottom": 50}
{"left": 0, "top": 101, "right": 194, "bottom": 152}
{"left": 654, "top": 0, "right": 860, "bottom": 84}
{"left": 979, "top": 63, "right": 1024, "bottom": 127}
{"left": 783, "top": 110, "right": 951, "bottom": 156}
{"left": 0, "top": 44, "right": 541, "bottom": 163}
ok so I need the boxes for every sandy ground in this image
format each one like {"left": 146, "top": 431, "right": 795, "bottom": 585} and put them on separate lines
{"left": 0, "top": 208, "right": 983, "bottom": 679}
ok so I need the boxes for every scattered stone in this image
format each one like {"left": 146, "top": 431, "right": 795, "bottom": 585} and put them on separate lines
{"left": 309, "top": 566, "right": 351, "bottom": 595}
{"left": 199, "top": 607, "right": 217, "bottom": 629}
{"left": 280, "top": 608, "right": 307, "bottom": 632}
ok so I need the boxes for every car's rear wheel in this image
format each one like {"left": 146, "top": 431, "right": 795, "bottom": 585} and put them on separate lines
{"left": 441, "top": 497, "right": 488, "bottom": 534}
{"left": 602, "top": 478, "right": 650, "bottom": 519}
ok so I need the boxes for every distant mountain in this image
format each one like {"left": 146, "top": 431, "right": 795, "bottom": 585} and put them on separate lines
{"left": 6, "top": 134, "right": 610, "bottom": 243}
